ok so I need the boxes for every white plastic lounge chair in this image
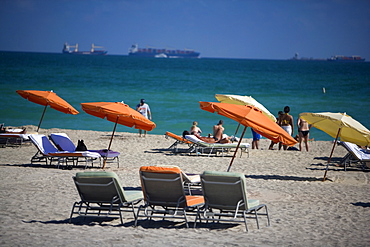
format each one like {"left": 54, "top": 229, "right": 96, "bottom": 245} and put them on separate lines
{"left": 29, "top": 134, "right": 101, "bottom": 169}
{"left": 164, "top": 131, "right": 194, "bottom": 153}
{"left": 339, "top": 141, "right": 370, "bottom": 171}
{"left": 185, "top": 135, "right": 250, "bottom": 157}
{"left": 0, "top": 133, "right": 30, "bottom": 147}
{"left": 199, "top": 171, "right": 270, "bottom": 232}
{"left": 135, "top": 166, "right": 204, "bottom": 228}
{"left": 70, "top": 171, "right": 143, "bottom": 225}
{"left": 49, "top": 133, "right": 120, "bottom": 167}
{"left": 0, "top": 124, "right": 30, "bottom": 146}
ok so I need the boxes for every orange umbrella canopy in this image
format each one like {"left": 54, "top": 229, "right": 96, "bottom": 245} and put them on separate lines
{"left": 81, "top": 102, "right": 156, "bottom": 131}
{"left": 200, "top": 101, "right": 297, "bottom": 146}
{"left": 17, "top": 90, "right": 79, "bottom": 131}
{"left": 17, "top": 90, "right": 79, "bottom": 115}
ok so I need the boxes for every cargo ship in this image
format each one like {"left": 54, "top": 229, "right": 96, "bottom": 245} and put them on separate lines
{"left": 128, "top": 44, "right": 200, "bottom": 58}
{"left": 62, "top": 43, "right": 107, "bottom": 55}
{"left": 327, "top": 55, "right": 365, "bottom": 62}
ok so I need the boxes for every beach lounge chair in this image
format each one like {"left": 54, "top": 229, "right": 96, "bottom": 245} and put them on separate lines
{"left": 135, "top": 166, "right": 204, "bottom": 228}
{"left": 70, "top": 171, "right": 143, "bottom": 225}
{"left": 164, "top": 131, "right": 194, "bottom": 153}
{"left": 0, "top": 124, "right": 30, "bottom": 147}
{"left": 29, "top": 134, "right": 101, "bottom": 168}
{"left": 185, "top": 135, "right": 250, "bottom": 157}
{"left": 199, "top": 171, "right": 270, "bottom": 232}
{"left": 0, "top": 133, "right": 30, "bottom": 147}
{"left": 339, "top": 142, "right": 370, "bottom": 171}
{"left": 150, "top": 165, "right": 201, "bottom": 195}
{"left": 49, "top": 133, "right": 120, "bottom": 167}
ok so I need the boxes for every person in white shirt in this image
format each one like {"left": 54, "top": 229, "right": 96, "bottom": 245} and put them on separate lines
{"left": 136, "top": 99, "right": 152, "bottom": 137}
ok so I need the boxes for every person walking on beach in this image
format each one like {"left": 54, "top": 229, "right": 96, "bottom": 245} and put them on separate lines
{"left": 297, "top": 117, "right": 311, "bottom": 151}
{"left": 278, "top": 106, "right": 294, "bottom": 150}
{"left": 136, "top": 99, "right": 152, "bottom": 137}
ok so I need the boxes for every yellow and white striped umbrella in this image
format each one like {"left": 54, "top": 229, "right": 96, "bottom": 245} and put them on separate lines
{"left": 215, "top": 94, "right": 276, "bottom": 122}
{"left": 299, "top": 112, "right": 370, "bottom": 147}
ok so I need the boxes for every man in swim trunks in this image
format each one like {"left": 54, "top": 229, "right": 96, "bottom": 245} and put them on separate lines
{"left": 213, "top": 120, "right": 231, "bottom": 143}
{"left": 251, "top": 128, "right": 261, "bottom": 149}
{"left": 278, "top": 106, "right": 294, "bottom": 150}
{"left": 297, "top": 117, "right": 311, "bottom": 151}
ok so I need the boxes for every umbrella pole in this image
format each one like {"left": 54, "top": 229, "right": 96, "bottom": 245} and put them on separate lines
{"left": 102, "top": 117, "right": 118, "bottom": 169}
{"left": 234, "top": 123, "right": 241, "bottom": 137}
{"left": 323, "top": 128, "right": 341, "bottom": 181}
{"left": 37, "top": 105, "right": 48, "bottom": 132}
{"left": 227, "top": 126, "right": 247, "bottom": 172}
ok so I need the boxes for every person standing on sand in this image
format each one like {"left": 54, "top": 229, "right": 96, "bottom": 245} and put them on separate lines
{"left": 136, "top": 99, "right": 152, "bottom": 137}
{"left": 297, "top": 117, "right": 311, "bottom": 151}
{"left": 278, "top": 106, "right": 294, "bottom": 150}
{"left": 269, "top": 111, "right": 284, "bottom": 150}
{"left": 251, "top": 128, "right": 260, "bottom": 149}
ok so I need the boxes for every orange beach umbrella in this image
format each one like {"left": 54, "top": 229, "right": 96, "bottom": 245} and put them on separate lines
{"left": 200, "top": 101, "right": 297, "bottom": 171}
{"left": 16, "top": 90, "right": 79, "bottom": 131}
{"left": 81, "top": 102, "right": 156, "bottom": 168}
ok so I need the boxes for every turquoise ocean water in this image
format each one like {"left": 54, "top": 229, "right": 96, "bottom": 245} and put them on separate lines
{"left": 1, "top": 51, "right": 369, "bottom": 141}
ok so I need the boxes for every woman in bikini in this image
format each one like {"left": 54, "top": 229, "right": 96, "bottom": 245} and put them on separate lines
{"left": 190, "top": 121, "right": 202, "bottom": 135}
{"left": 297, "top": 117, "right": 311, "bottom": 151}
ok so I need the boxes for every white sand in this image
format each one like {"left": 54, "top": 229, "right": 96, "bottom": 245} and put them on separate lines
{"left": 1, "top": 126, "right": 369, "bottom": 246}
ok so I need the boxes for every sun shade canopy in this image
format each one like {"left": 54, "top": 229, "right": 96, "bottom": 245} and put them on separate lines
{"left": 300, "top": 112, "right": 370, "bottom": 147}
{"left": 81, "top": 102, "right": 156, "bottom": 131}
{"left": 17, "top": 90, "right": 79, "bottom": 115}
{"left": 200, "top": 101, "right": 297, "bottom": 146}
{"left": 215, "top": 94, "right": 276, "bottom": 122}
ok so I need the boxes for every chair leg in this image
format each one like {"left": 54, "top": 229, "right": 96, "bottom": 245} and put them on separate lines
{"left": 265, "top": 205, "right": 271, "bottom": 227}
{"left": 118, "top": 206, "right": 124, "bottom": 225}
{"left": 254, "top": 209, "right": 260, "bottom": 229}
{"left": 134, "top": 205, "right": 144, "bottom": 227}
{"left": 183, "top": 209, "right": 189, "bottom": 228}
{"left": 243, "top": 211, "right": 249, "bottom": 232}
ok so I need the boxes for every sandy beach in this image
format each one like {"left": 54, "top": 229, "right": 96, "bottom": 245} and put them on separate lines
{"left": 1, "top": 125, "right": 369, "bottom": 246}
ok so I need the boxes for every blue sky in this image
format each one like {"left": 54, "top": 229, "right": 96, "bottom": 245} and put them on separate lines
{"left": 1, "top": 0, "right": 369, "bottom": 59}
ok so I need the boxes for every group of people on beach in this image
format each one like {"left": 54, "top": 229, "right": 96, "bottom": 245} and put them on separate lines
{"left": 183, "top": 120, "right": 237, "bottom": 144}
{"left": 136, "top": 99, "right": 311, "bottom": 151}
{"left": 187, "top": 105, "right": 311, "bottom": 152}
{"left": 266, "top": 105, "right": 311, "bottom": 152}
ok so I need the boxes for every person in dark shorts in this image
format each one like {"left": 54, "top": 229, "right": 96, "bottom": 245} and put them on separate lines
{"left": 297, "top": 117, "right": 311, "bottom": 151}
{"left": 251, "top": 128, "right": 261, "bottom": 149}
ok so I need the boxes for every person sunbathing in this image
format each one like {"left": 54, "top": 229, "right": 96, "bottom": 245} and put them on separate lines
{"left": 213, "top": 120, "right": 231, "bottom": 143}
{"left": 183, "top": 131, "right": 215, "bottom": 143}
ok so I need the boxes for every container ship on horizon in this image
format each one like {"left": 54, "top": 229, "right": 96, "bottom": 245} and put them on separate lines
{"left": 128, "top": 44, "right": 200, "bottom": 58}
{"left": 289, "top": 53, "right": 365, "bottom": 62}
{"left": 62, "top": 43, "right": 107, "bottom": 55}
{"left": 327, "top": 55, "right": 365, "bottom": 62}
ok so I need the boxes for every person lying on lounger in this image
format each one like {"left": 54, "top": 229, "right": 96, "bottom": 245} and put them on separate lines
{"left": 182, "top": 131, "right": 216, "bottom": 143}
